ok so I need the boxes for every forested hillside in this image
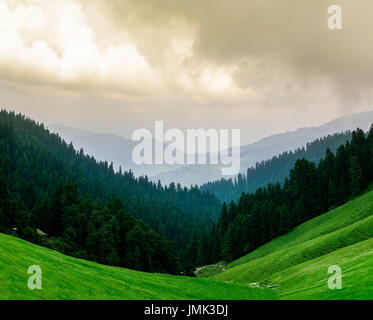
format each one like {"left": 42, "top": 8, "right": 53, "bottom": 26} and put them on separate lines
{"left": 194, "top": 126, "right": 373, "bottom": 265}
{"left": 0, "top": 110, "right": 220, "bottom": 273}
{"left": 202, "top": 132, "right": 353, "bottom": 203}
{"left": 210, "top": 187, "right": 373, "bottom": 299}
{"left": 2, "top": 109, "right": 372, "bottom": 278}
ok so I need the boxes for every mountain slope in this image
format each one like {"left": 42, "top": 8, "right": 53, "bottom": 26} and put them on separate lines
{"left": 2, "top": 189, "right": 372, "bottom": 300}
{"left": 270, "top": 238, "right": 373, "bottom": 300}
{"left": 209, "top": 189, "right": 373, "bottom": 299}
{"left": 228, "top": 186, "right": 373, "bottom": 269}
{"left": 202, "top": 131, "right": 352, "bottom": 202}
{"left": 0, "top": 110, "right": 220, "bottom": 266}
{"left": 0, "top": 233, "right": 275, "bottom": 300}
{"left": 51, "top": 109, "right": 373, "bottom": 188}
{"left": 49, "top": 124, "right": 188, "bottom": 178}
{"left": 213, "top": 213, "right": 373, "bottom": 283}
{"left": 155, "top": 109, "right": 373, "bottom": 186}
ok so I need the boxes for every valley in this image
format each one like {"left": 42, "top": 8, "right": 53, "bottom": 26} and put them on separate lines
{"left": 1, "top": 183, "right": 372, "bottom": 300}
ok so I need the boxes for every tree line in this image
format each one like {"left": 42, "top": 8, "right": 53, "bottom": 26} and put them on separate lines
{"left": 0, "top": 110, "right": 221, "bottom": 273}
{"left": 0, "top": 172, "right": 178, "bottom": 273}
{"left": 202, "top": 131, "right": 353, "bottom": 203}
{"left": 193, "top": 126, "right": 373, "bottom": 265}
{"left": 2, "top": 109, "right": 370, "bottom": 274}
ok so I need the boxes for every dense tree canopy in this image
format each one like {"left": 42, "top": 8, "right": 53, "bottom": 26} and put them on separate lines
{"left": 202, "top": 131, "right": 353, "bottom": 203}
{"left": 195, "top": 126, "right": 373, "bottom": 265}
{"left": 2, "top": 109, "right": 371, "bottom": 274}
{"left": 0, "top": 110, "right": 220, "bottom": 273}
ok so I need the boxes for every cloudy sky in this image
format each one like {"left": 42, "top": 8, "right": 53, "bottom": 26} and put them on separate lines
{"left": 0, "top": 0, "right": 372, "bottom": 144}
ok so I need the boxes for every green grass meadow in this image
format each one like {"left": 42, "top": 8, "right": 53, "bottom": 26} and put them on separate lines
{"left": 1, "top": 189, "right": 373, "bottom": 300}
{"left": 210, "top": 189, "right": 373, "bottom": 299}
{"left": 0, "top": 233, "right": 275, "bottom": 300}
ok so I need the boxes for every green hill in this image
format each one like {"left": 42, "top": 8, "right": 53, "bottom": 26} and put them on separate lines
{"left": 0, "top": 233, "right": 275, "bottom": 300}
{"left": 2, "top": 182, "right": 373, "bottom": 300}
{"left": 2, "top": 185, "right": 372, "bottom": 300}
{"left": 0, "top": 110, "right": 221, "bottom": 274}
{"left": 269, "top": 238, "right": 373, "bottom": 300}
{"left": 210, "top": 189, "right": 373, "bottom": 299}
{"left": 228, "top": 187, "right": 373, "bottom": 269}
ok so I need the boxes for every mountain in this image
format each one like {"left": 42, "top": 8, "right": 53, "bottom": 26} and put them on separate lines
{"left": 0, "top": 110, "right": 221, "bottom": 273}
{"left": 48, "top": 124, "right": 188, "bottom": 178}
{"left": 238, "top": 109, "right": 373, "bottom": 164}
{"left": 2, "top": 110, "right": 372, "bottom": 300}
{"left": 201, "top": 131, "right": 353, "bottom": 203}
{"left": 2, "top": 186, "right": 372, "bottom": 299}
{"left": 0, "top": 232, "right": 275, "bottom": 300}
{"left": 210, "top": 186, "right": 373, "bottom": 299}
{"left": 192, "top": 126, "right": 373, "bottom": 267}
{"left": 154, "top": 109, "right": 373, "bottom": 186}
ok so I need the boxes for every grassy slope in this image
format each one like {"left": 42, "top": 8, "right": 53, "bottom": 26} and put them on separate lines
{"left": 269, "top": 238, "right": 373, "bottom": 300}
{"left": 0, "top": 233, "right": 275, "bottom": 300}
{"left": 229, "top": 189, "right": 373, "bottom": 269}
{"left": 211, "top": 190, "right": 373, "bottom": 299}
{"left": 213, "top": 213, "right": 373, "bottom": 282}
{"left": 2, "top": 190, "right": 373, "bottom": 300}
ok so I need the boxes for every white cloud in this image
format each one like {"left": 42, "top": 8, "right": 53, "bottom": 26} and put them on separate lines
{"left": 0, "top": 0, "right": 162, "bottom": 97}
{"left": 1, "top": 0, "right": 372, "bottom": 144}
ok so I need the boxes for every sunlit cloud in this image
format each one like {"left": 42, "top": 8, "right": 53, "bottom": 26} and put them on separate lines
{"left": 0, "top": 0, "right": 372, "bottom": 144}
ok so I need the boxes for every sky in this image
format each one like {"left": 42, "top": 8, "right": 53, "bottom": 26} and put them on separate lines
{"left": 0, "top": 0, "right": 373, "bottom": 144}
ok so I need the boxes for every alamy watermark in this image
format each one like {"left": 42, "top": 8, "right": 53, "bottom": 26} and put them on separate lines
{"left": 328, "top": 5, "right": 342, "bottom": 30}
{"left": 27, "top": 265, "right": 42, "bottom": 290}
{"left": 132, "top": 121, "right": 241, "bottom": 176}
{"left": 328, "top": 265, "right": 342, "bottom": 290}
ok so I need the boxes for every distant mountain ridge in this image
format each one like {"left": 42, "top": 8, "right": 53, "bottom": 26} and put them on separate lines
{"left": 48, "top": 124, "right": 188, "bottom": 178}
{"left": 50, "top": 109, "right": 373, "bottom": 186}
{"left": 201, "top": 131, "right": 353, "bottom": 203}
{"left": 0, "top": 110, "right": 221, "bottom": 274}
{"left": 154, "top": 109, "right": 373, "bottom": 186}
